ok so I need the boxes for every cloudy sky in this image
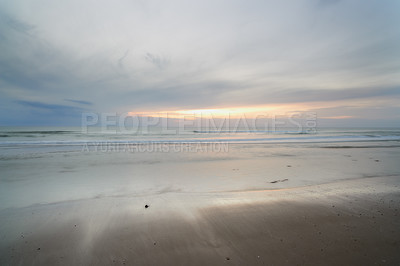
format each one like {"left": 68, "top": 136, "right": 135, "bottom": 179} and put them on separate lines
{"left": 0, "top": 0, "right": 399, "bottom": 126}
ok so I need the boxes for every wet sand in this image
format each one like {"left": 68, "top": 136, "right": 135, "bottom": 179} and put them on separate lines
{"left": 1, "top": 176, "right": 399, "bottom": 265}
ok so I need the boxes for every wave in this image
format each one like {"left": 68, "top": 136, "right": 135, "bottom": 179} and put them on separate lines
{"left": 192, "top": 130, "right": 400, "bottom": 136}
{"left": 193, "top": 130, "right": 315, "bottom": 134}
{"left": 0, "top": 130, "right": 74, "bottom": 135}
{"left": 0, "top": 135, "right": 399, "bottom": 146}
{"left": 322, "top": 145, "right": 400, "bottom": 149}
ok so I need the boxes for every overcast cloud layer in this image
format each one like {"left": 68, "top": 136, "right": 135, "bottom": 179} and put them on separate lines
{"left": 0, "top": 0, "right": 399, "bottom": 126}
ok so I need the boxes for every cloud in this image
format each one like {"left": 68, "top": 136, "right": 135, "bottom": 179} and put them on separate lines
{"left": 64, "top": 99, "right": 93, "bottom": 106}
{"left": 118, "top": 50, "right": 129, "bottom": 69}
{"left": 145, "top": 53, "right": 170, "bottom": 70}
{"left": 0, "top": 0, "right": 399, "bottom": 126}
{"left": 254, "top": 87, "right": 400, "bottom": 105}
{"left": 16, "top": 100, "right": 88, "bottom": 115}
{"left": 0, "top": 11, "right": 35, "bottom": 36}
{"left": 316, "top": 0, "right": 342, "bottom": 8}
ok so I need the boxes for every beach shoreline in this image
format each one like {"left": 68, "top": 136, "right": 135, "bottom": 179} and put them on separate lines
{"left": 1, "top": 138, "right": 400, "bottom": 265}
{"left": 1, "top": 175, "right": 399, "bottom": 265}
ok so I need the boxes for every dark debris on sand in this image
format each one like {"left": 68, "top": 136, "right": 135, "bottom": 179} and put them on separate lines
{"left": 270, "top": 179, "right": 289, "bottom": 184}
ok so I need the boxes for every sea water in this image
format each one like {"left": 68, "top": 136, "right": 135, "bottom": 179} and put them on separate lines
{"left": 0, "top": 127, "right": 399, "bottom": 210}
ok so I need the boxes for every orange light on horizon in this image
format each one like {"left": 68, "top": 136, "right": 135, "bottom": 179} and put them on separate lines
{"left": 126, "top": 97, "right": 382, "bottom": 120}
{"left": 127, "top": 104, "right": 314, "bottom": 119}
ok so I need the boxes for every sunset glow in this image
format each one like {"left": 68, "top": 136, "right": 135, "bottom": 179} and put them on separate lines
{"left": 128, "top": 104, "right": 316, "bottom": 119}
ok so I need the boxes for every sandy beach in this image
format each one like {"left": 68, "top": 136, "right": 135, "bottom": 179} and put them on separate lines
{"left": 1, "top": 176, "right": 400, "bottom": 265}
{"left": 1, "top": 141, "right": 400, "bottom": 265}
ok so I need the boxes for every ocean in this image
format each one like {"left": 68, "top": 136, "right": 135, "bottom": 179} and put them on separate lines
{"left": 1, "top": 127, "right": 400, "bottom": 147}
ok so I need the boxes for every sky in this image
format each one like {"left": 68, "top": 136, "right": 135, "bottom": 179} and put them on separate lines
{"left": 0, "top": 0, "right": 399, "bottom": 127}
